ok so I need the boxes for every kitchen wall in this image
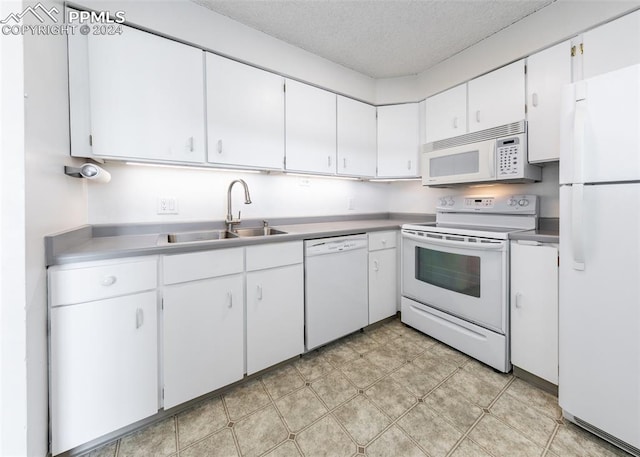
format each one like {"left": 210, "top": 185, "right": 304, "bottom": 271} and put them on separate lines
{"left": 0, "top": 1, "right": 28, "bottom": 454}
{"left": 88, "top": 164, "right": 391, "bottom": 224}
{"left": 1, "top": 1, "right": 90, "bottom": 455}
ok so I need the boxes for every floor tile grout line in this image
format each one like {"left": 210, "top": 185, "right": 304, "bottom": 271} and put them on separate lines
{"left": 486, "top": 375, "right": 516, "bottom": 409}
{"left": 444, "top": 411, "right": 492, "bottom": 457}
{"left": 541, "top": 422, "right": 561, "bottom": 457}
{"left": 499, "top": 381, "right": 563, "bottom": 422}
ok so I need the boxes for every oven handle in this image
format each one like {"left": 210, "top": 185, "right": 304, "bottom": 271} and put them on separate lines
{"left": 402, "top": 232, "right": 506, "bottom": 251}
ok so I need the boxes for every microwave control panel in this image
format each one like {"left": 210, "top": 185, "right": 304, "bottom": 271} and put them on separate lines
{"left": 496, "top": 136, "right": 523, "bottom": 177}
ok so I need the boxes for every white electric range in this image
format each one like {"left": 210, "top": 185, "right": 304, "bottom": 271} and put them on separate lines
{"left": 401, "top": 194, "right": 538, "bottom": 372}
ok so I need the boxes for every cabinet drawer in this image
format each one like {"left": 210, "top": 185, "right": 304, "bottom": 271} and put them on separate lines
{"left": 163, "top": 248, "right": 243, "bottom": 285}
{"left": 368, "top": 231, "right": 397, "bottom": 251}
{"left": 246, "top": 241, "right": 303, "bottom": 271}
{"left": 50, "top": 258, "right": 157, "bottom": 306}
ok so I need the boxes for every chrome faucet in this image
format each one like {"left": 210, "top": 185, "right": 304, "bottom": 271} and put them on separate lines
{"left": 226, "top": 179, "right": 252, "bottom": 232}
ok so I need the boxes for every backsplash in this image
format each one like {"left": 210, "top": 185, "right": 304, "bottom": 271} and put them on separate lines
{"left": 87, "top": 163, "right": 392, "bottom": 224}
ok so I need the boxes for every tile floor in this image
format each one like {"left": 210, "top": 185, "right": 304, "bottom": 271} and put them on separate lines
{"left": 82, "top": 318, "right": 631, "bottom": 457}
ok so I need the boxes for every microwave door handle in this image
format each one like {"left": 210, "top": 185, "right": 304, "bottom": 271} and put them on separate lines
{"left": 489, "top": 143, "right": 496, "bottom": 177}
{"left": 402, "top": 232, "right": 505, "bottom": 251}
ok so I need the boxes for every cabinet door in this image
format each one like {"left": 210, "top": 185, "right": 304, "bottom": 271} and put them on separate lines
{"left": 369, "top": 248, "right": 397, "bottom": 324}
{"left": 468, "top": 60, "right": 525, "bottom": 132}
{"left": 50, "top": 291, "right": 158, "bottom": 455}
{"left": 163, "top": 275, "right": 244, "bottom": 409}
{"left": 78, "top": 25, "right": 205, "bottom": 162}
{"left": 206, "top": 53, "right": 285, "bottom": 170}
{"left": 583, "top": 10, "right": 640, "bottom": 80}
{"left": 510, "top": 242, "right": 558, "bottom": 384}
{"left": 425, "top": 84, "right": 467, "bottom": 143}
{"left": 336, "top": 96, "right": 377, "bottom": 177}
{"left": 377, "top": 103, "right": 420, "bottom": 177}
{"left": 246, "top": 264, "right": 304, "bottom": 374}
{"left": 527, "top": 41, "right": 572, "bottom": 163}
{"left": 285, "top": 80, "right": 337, "bottom": 174}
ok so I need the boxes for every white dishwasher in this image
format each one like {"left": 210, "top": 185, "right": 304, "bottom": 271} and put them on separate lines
{"left": 304, "top": 234, "right": 368, "bottom": 350}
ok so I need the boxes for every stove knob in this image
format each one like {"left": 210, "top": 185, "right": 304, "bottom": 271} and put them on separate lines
{"left": 447, "top": 198, "right": 455, "bottom": 206}
{"left": 439, "top": 198, "right": 447, "bottom": 207}
{"left": 518, "top": 199, "right": 529, "bottom": 207}
{"left": 508, "top": 198, "right": 518, "bottom": 207}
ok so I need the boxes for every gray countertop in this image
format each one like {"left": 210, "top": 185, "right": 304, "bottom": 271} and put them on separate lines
{"left": 46, "top": 213, "right": 434, "bottom": 266}
{"left": 509, "top": 218, "right": 559, "bottom": 244}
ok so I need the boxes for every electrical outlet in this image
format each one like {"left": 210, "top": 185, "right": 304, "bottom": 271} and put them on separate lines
{"left": 157, "top": 197, "right": 178, "bottom": 215}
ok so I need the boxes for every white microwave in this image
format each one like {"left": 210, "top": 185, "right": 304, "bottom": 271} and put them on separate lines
{"left": 421, "top": 121, "right": 541, "bottom": 186}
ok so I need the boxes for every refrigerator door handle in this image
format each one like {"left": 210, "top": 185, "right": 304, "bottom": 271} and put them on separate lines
{"left": 573, "top": 98, "right": 587, "bottom": 184}
{"left": 572, "top": 184, "right": 585, "bottom": 271}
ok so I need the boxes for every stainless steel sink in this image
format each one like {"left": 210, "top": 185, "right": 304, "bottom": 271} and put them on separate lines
{"left": 166, "top": 230, "right": 238, "bottom": 243}
{"left": 234, "top": 227, "right": 287, "bottom": 237}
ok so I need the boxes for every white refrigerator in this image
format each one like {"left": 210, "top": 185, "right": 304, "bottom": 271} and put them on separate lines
{"left": 559, "top": 63, "right": 640, "bottom": 456}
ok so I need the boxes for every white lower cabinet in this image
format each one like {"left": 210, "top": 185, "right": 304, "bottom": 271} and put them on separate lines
{"left": 162, "top": 249, "right": 244, "bottom": 409}
{"left": 368, "top": 231, "right": 398, "bottom": 324}
{"left": 510, "top": 241, "right": 559, "bottom": 384}
{"left": 246, "top": 242, "right": 304, "bottom": 375}
{"left": 49, "top": 258, "right": 159, "bottom": 455}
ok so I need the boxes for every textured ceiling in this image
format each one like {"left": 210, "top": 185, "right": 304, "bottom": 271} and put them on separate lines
{"left": 192, "top": 0, "right": 556, "bottom": 79}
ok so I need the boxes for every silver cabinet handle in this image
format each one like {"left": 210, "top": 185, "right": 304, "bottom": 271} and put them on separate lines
{"left": 257, "top": 285, "right": 263, "bottom": 301}
{"left": 407, "top": 160, "right": 412, "bottom": 170}
{"left": 373, "top": 260, "right": 379, "bottom": 272}
{"left": 343, "top": 157, "right": 347, "bottom": 169}
{"left": 226, "top": 292, "right": 233, "bottom": 308}
{"left": 532, "top": 93, "right": 539, "bottom": 107}
{"left": 217, "top": 139, "right": 223, "bottom": 154}
{"left": 476, "top": 110, "right": 481, "bottom": 123}
{"left": 453, "top": 117, "right": 458, "bottom": 129}
{"left": 188, "top": 136, "right": 194, "bottom": 152}
{"left": 101, "top": 275, "right": 116, "bottom": 286}
{"left": 328, "top": 156, "right": 332, "bottom": 167}
{"left": 515, "top": 292, "right": 523, "bottom": 309}
{"left": 135, "top": 308, "right": 144, "bottom": 329}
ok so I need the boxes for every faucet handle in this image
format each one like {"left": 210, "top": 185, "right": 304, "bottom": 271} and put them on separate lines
{"left": 237, "top": 210, "right": 241, "bottom": 220}
{"left": 262, "top": 219, "right": 268, "bottom": 228}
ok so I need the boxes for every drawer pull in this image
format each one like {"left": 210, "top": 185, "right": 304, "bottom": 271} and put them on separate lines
{"left": 373, "top": 260, "right": 379, "bottom": 272}
{"left": 226, "top": 292, "right": 233, "bottom": 308}
{"left": 135, "top": 308, "right": 144, "bottom": 329}
{"left": 101, "top": 275, "right": 117, "bottom": 286}
{"left": 257, "top": 285, "right": 263, "bottom": 301}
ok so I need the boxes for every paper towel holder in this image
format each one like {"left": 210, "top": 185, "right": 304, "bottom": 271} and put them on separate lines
{"left": 64, "top": 163, "right": 111, "bottom": 183}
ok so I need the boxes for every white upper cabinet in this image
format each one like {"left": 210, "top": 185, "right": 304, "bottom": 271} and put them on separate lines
{"left": 285, "top": 79, "right": 337, "bottom": 174}
{"left": 468, "top": 60, "right": 526, "bottom": 132}
{"left": 527, "top": 41, "right": 572, "bottom": 163}
{"left": 69, "top": 25, "right": 206, "bottom": 162}
{"left": 425, "top": 84, "right": 467, "bottom": 143}
{"left": 336, "top": 96, "right": 377, "bottom": 177}
{"left": 206, "top": 53, "right": 285, "bottom": 170}
{"left": 582, "top": 10, "right": 640, "bottom": 80}
{"left": 377, "top": 103, "right": 420, "bottom": 177}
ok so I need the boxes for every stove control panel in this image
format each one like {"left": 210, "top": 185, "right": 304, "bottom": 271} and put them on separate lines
{"left": 437, "top": 194, "right": 538, "bottom": 214}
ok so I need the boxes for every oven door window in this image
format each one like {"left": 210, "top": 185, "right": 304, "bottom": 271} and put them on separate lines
{"left": 415, "top": 246, "right": 480, "bottom": 298}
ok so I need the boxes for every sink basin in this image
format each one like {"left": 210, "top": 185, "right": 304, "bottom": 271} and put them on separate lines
{"left": 234, "top": 227, "right": 287, "bottom": 237}
{"left": 166, "top": 230, "right": 238, "bottom": 243}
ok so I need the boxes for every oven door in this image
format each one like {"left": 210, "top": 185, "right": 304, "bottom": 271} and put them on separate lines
{"left": 402, "top": 230, "right": 508, "bottom": 334}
